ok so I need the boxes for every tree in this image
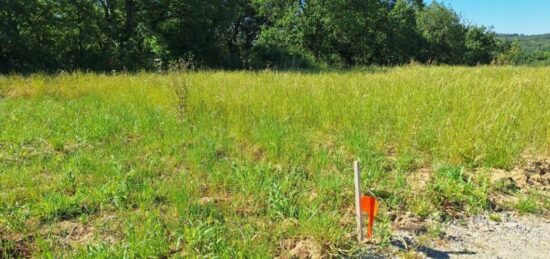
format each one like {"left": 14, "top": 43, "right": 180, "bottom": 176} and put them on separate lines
{"left": 251, "top": 0, "right": 315, "bottom": 69}
{"left": 416, "top": 2, "right": 466, "bottom": 64}
{"left": 0, "top": 0, "right": 525, "bottom": 72}
{"left": 408, "top": 0, "right": 425, "bottom": 9}
{"left": 0, "top": 0, "right": 59, "bottom": 72}
{"left": 464, "top": 26, "right": 498, "bottom": 65}
{"left": 385, "top": 0, "right": 424, "bottom": 10}
{"left": 496, "top": 40, "right": 523, "bottom": 65}
{"left": 382, "top": 0, "right": 423, "bottom": 64}
{"left": 302, "top": 0, "right": 389, "bottom": 66}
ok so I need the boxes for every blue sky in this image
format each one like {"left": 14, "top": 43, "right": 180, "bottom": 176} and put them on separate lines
{"left": 426, "top": 0, "right": 550, "bottom": 35}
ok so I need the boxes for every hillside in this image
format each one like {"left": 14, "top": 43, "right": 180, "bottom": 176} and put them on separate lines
{"left": 499, "top": 33, "right": 550, "bottom": 53}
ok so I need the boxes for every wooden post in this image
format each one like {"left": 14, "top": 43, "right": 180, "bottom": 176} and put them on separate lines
{"left": 354, "top": 160, "right": 364, "bottom": 242}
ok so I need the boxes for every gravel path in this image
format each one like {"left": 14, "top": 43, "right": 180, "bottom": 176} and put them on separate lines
{"left": 390, "top": 213, "right": 550, "bottom": 259}
{"left": 434, "top": 213, "right": 550, "bottom": 258}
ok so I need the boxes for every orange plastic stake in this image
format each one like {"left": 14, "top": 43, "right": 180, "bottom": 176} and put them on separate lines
{"left": 360, "top": 195, "right": 378, "bottom": 238}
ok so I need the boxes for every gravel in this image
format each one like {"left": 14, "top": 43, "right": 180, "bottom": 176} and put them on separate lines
{"left": 390, "top": 212, "right": 550, "bottom": 259}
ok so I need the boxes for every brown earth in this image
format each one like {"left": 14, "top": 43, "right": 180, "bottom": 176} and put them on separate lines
{"left": 278, "top": 237, "right": 325, "bottom": 259}
{"left": 490, "top": 156, "right": 550, "bottom": 191}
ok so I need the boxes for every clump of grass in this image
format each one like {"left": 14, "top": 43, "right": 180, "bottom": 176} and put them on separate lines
{"left": 489, "top": 213, "right": 502, "bottom": 222}
{"left": 515, "top": 196, "right": 539, "bottom": 215}
{"left": 426, "top": 221, "right": 444, "bottom": 239}
{"left": 426, "top": 166, "right": 489, "bottom": 215}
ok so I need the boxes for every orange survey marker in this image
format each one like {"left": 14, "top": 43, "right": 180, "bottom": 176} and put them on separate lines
{"left": 353, "top": 161, "right": 379, "bottom": 241}
{"left": 360, "top": 195, "right": 378, "bottom": 238}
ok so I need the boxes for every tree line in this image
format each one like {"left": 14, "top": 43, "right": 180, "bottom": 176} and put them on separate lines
{"left": 498, "top": 34, "right": 550, "bottom": 66}
{"left": 1, "top": 0, "right": 520, "bottom": 73}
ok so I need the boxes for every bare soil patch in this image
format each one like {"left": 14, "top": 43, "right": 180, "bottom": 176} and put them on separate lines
{"left": 45, "top": 220, "right": 96, "bottom": 248}
{"left": 0, "top": 231, "right": 33, "bottom": 258}
{"left": 279, "top": 237, "right": 325, "bottom": 259}
{"left": 406, "top": 167, "right": 433, "bottom": 191}
{"left": 491, "top": 157, "right": 550, "bottom": 192}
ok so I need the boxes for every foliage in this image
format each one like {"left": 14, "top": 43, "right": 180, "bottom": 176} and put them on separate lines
{"left": 499, "top": 33, "right": 550, "bottom": 53}
{"left": 0, "top": 0, "right": 520, "bottom": 73}
{"left": 384, "top": 0, "right": 423, "bottom": 64}
{"left": 496, "top": 41, "right": 523, "bottom": 65}
{"left": 427, "top": 166, "right": 488, "bottom": 214}
{"left": 464, "top": 26, "right": 500, "bottom": 65}
{"left": 416, "top": 2, "right": 466, "bottom": 64}
{"left": 498, "top": 34, "right": 550, "bottom": 65}
{"left": 301, "top": 0, "right": 389, "bottom": 66}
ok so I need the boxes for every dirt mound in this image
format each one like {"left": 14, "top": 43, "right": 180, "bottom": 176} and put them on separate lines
{"left": 521, "top": 157, "right": 550, "bottom": 189}
{"left": 279, "top": 237, "right": 324, "bottom": 259}
{"left": 491, "top": 157, "right": 550, "bottom": 192}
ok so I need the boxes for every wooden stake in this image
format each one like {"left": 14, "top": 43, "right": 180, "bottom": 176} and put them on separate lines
{"left": 354, "top": 160, "right": 364, "bottom": 242}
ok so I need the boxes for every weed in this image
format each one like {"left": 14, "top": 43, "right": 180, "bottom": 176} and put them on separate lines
{"left": 426, "top": 221, "right": 444, "bottom": 239}
{"left": 515, "top": 197, "right": 539, "bottom": 215}
{"left": 268, "top": 181, "right": 300, "bottom": 219}
{"left": 489, "top": 213, "right": 502, "bottom": 222}
{"left": 427, "top": 166, "right": 489, "bottom": 214}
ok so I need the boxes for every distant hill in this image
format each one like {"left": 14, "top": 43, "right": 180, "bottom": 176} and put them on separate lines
{"left": 498, "top": 34, "right": 550, "bottom": 53}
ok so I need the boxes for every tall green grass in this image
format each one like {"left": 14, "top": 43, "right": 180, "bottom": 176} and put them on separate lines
{"left": 1, "top": 67, "right": 549, "bottom": 257}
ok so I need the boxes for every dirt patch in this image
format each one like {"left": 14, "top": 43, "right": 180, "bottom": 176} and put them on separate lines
{"left": 40, "top": 214, "right": 122, "bottom": 251}
{"left": 43, "top": 220, "right": 96, "bottom": 248}
{"left": 252, "top": 146, "right": 266, "bottom": 161}
{"left": 198, "top": 194, "right": 234, "bottom": 206}
{"left": 0, "top": 231, "right": 33, "bottom": 258}
{"left": 406, "top": 167, "right": 433, "bottom": 191}
{"left": 521, "top": 157, "right": 550, "bottom": 189}
{"left": 490, "top": 157, "right": 550, "bottom": 192}
{"left": 279, "top": 237, "right": 325, "bottom": 259}
{"left": 432, "top": 213, "right": 550, "bottom": 258}
{"left": 393, "top": 212, "right": 428, "bottom": 233}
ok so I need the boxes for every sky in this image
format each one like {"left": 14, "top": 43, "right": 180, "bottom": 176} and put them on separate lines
{"left": 426, "top": 0, "right": 550, "bottom": 35}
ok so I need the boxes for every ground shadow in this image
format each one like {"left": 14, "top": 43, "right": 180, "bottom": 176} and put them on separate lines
{"left": 391, "top": 236, "right": 476, "bottom": 259}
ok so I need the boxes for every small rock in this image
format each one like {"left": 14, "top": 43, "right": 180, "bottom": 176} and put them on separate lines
{"left": 504, "top": 222, "right": 518, "bottom": 228}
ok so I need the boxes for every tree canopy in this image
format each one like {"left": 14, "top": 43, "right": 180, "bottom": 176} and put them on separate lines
{"left": 0, "top": 0, "right": 519, "bottom": 73}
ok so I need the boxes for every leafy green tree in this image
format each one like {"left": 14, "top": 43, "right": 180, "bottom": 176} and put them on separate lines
{"left": 224, "top": 1, "right": 266, "bottom": 68}
{"left": 464, "top": 26, "right": 499, "bottom": 65}
{"left": 0, "top": 0, "right": 58, "bottom": 72}
{"left": 250, "top": 0, "right": 313, "bottom": 69}
{"left": 150, "top": 0, "right": 267, "bottom": 69}
{"left": 146, "top": 0, "right": 230, "bottom": 67}
{"left": 0, "top": 0, "right": 532, "bottom": 72}
{"left": 382, "top": 0, "right": 423, "bottom": 64}
{"left": 1, "top": 0, "right": 154, "bottom": 72}
{"left": 385, "top": 0, "right": 424, "bottom": 9}
{"left": 302, "top": 0, "right": 389, "bottom": 66}
{"left": 409, "top": 0, "right": 425, "bottom": 9}
{"left": 496, "top": 40, "right": 523, "bottom": 65}
{"left": 416, "top": 2, "right": 466, "bottom": 64}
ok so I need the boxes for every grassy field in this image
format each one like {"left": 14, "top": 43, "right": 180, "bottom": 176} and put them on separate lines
{"left": 1, "top": 66, "right": 550, "bottom": 257}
